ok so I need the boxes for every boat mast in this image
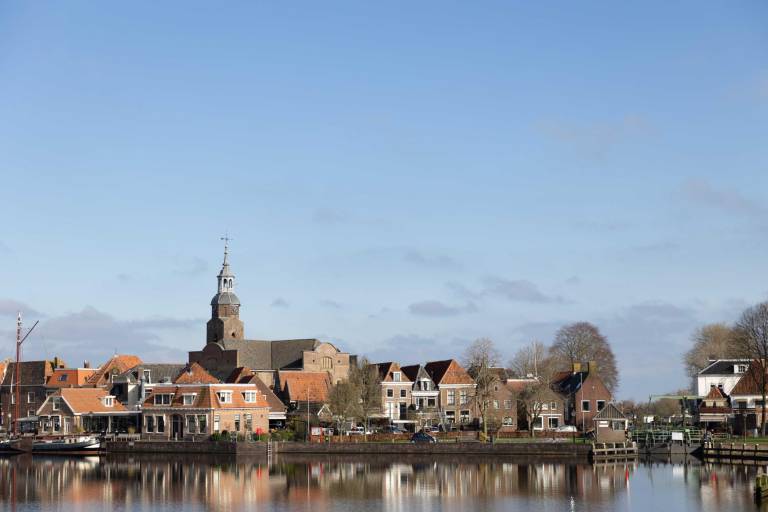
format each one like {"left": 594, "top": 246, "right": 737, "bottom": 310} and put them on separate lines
{"left": 13, "top": 313, "right": 21, "bottom": 436}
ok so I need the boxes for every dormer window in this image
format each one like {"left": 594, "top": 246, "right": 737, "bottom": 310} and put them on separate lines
{"left": 182, "top": 394, "right": 197, "bottom": 406}
{"left": 736, "top": 364, "right": 748, "bottom": 374}
{"left": 243, "top": 391, "right": 257, "bottom": 403}
{"left": 217, "top": 391, "right": 233, "bottom": 404}
{"left": 154, "top": 394, "right": 173, "bottom": 405}
{"left": 393, "top": 372, "right": 401, "bottom": 382}
{"left": 143, "top": 370, "right": 151, "bottom": 383}
{"left": 103, "top": 396, "right": 114, "bottom": 407}
{"left": 58, "top": 374, "right": 68, "bottom": 382}
{"left": 52, "top": 397, "right": 61, "bottom": 411}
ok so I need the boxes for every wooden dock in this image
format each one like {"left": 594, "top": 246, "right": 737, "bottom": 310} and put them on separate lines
{"left": 591, "top": 442, "right": 638, "bottom": 460}
{"left": 703, "top": 442, "right": 768, "bottom": 460}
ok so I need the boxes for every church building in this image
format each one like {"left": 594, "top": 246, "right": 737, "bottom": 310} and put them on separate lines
{"left": 189, "top": 241, "right": 352, "bottom": 388}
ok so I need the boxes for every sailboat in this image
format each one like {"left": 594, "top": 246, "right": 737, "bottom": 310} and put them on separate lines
{"left": 0, "top": 313, "right": 38, "bottom": 452}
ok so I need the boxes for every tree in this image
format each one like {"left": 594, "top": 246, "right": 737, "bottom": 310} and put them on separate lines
{"left": 509, "top": 340, "right": 548, "bottom": 378}
{"left": 735, "top": 302, "right": 768, "bottom": 435}
{"left": 348, "top": 356, "right": 381, "bottom": 439}
{"left": 684, "top": 323, "right": 740, "bottom": 381}
{"left": 463, "top": 338, "right": 501, "bottom": 437}
{"left": 549, "top": 322, "right": 618, "bottom": 392}
{"left": 328, "top": 380, "right": 362, "bottom": 435}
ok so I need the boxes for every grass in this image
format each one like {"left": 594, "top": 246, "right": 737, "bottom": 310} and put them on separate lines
{"left": 492, "top": 437, "right": 591, "bottom": 444}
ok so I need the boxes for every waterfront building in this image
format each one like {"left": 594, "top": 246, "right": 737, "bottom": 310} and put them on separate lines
{"left": 507, "top": 377, "right": 566, "bottom": 432}
{"left": 401, "top": 364, "right": 440, "bottom": 429}
{"left": 188, "top": 243, "right": 352, "bottom": 385}
{"left": 423, "top": 359, "right": 476, "bottom": 426}
{"left": 47, "top": 365, "right": 97, "bottom": 389}
{"left": 372, "top": 362, "right": 413, "bottom": 426}
{"left": 0, "top": 359, "right": 60, "bottom": 433}
{"left": 225, "top": 366, "right": 287, "bottom": 428}
{"left": 729, "top": 359, "right": 765, "bottom": 434}
{"left": 110, "top": 363, "right": 187, "bottom": 411}
{"left": 84, "top": 354, "right": 143, "bottom": 388}
{"left": 696, "top": 385, "right": 732, "bottom": 429}
{"left": 552, "top": 362, "right": 612, "bottom": 431}
{"left": 142, "top": 382, "right": 270, "bottom": 440}
{"left": 36, "top": 387, "right": 138, "bottom": 434}
{"left": 486, "top": 369, "right": 519, "bottom": 431}
{"left": 696, "top": 359, "right": 751, "bottom": 397}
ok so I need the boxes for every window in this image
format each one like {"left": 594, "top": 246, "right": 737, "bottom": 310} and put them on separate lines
{"left": 400, "top": 389, "right": 407, "bottom": 398}
{"left": 157, "top": 416, "right": 165, "bottom": 433}
{"left": 58, "top": 374, "right": 68, "bottom": 382}
{"left": 103, "top": 397, "right": 114, "bottom": 407}
{"left": 143, "top": 370, "right": 152, "bottom": 383}
{"left": 493, "top": 400, "right": 499, "bottom": 409}
{"left": 214, "top": 415, "right": 220, "bottom": 432}
{"left": 52, "top": 398, "right": 60, "bottom": 411}
{"left": 154, "top": 394, "right": 172, "bottom": 405}
{"left": 187, "top": 415, "right": 196, "bottom": 434}
{"left": 503, "top": 416, "right": 514, "bottom": 426}
{"left": 460, "top": 410, "right": 470, "bottom": 423}
{"left": 581, "top": 400, "right": 591, "bottom": 412}
{"left": 198, "top": 415, "right": 207, "bottom": 433}
{"left": 447, "top": 390, "right": 455, "bottom": 405}
{"left": 533, "top": 416, "right": 543, "bottom": 429}
{"left": 460, "top": 390, "right": 468, "bottom": 405}
{"left": 183, "top": 394, "right": 197, "bottom": 406}
{"left": 52, "top": 416, "right": 61, "bottom": 432}
{"left": 234, "top": 414, "right": 241, "bottom": 431}
{"left": 28, "top": 410, "right": 34, "bottom": 418}
{"left": 393, "top": 372, "right": 401, "bottom": 382}
{"left": 445, "top": 411, "right": 455, "bottom": 422}
{"left": 146, "top": 416, "right": 155, "bottom": 433}
{"left": 243, "top": 391, "right": 257, "bottom": 403}
{"left": 427, "top": 398, "right": 436, "bottom": 408}
{"left": 504, "top": 400, "right": 512, "bottom": 410}
{"left": 737, "top": 364, "right": 748, "bottom": 373}
{"left": 597, "top": 400, "right": 606, "bottom": 411}
{"left": 550, "top": 401, "right": 557, "bottom": 410}
{"left": 321, "top": 356, "right": 332, "bottom": 369}
{"left": 386, "top": 389, "right": 394, "bottom": 398}
{"left": 27, "top": 392, "right": 34, "bottom": 404}
{"left": 548, "top": 417, "right": 559, "bottom": 429}
{"left": 541, "top": 402, "right": 548, "bottom": 411}
{"left": 217, "top": 391, "right": 233, "bottom": 404}
{"left": 245, "top": 414, "right": 252, "bottom": 431}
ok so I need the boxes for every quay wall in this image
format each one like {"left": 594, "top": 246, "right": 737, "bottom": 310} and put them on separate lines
{"left": 106, "top": 440, "right": 268, "bottom": 455}
{"left": 703, "top": 442, "right": 768, "bottom": 460}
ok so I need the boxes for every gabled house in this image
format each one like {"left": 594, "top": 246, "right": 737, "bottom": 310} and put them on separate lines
{"left": 729, "top": 360, "right": 767, "bottom": 434}
{"left": 696, "top": 385, "right": 732, "bottom": 429}
{"left": 36, "top": 387, "right": 139, "bottom": 434}
{"left": 142, "top": 383, "right": 270, "bottom": 440}
{"left": 424, "top": 359, "right": 476, "bottom": 426}
{"left": 173, "top": 362, "right": 220, "bottom": 385}
{"left": 110, "top": 363, "right": 187, "bottom": 411}
{"left": 0, "top": 359, "right": 59, "bottom": 432}
{"left": 486, "top": 371, "right": 519, "bottom": 431}
{"left": 401, "top": 364, "right": 440, "bottom": 429}
{"left": 552, "top": 361, "right": 612, "bottom": 431}
{"left": 372, "top": 362, "right": 413, "bottom": 425}
{"left": 47, "top": 366, "right": 97, "bottom": 389}
{"left": 507, "top": 378, "right": 565, "bottom": 432}
{"left": 696, "top": 359, "right": 751, "bottom": 397}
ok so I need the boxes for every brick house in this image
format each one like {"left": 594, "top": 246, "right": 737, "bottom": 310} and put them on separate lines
{"left": 0, "top": 360, "right": 58, "bottom": 433}
{"left": 424, "top": 359, "right": 476, "bottom": 426}
{"left": 507, "top": 378, "right": 566, "bottom": 432}
{"left": 275, "top": 371, "right": 332, "bottom": 429}
{"left": 84, "top": 354, "right": 143, "bottom": 388}
{"left": 552, "top": 362, "right": 612, "bottom": 431}
{"left": 36, "top": 387, "right": 139, "bottom": 434}
{"left": 486, "top": 369, "right": 518, "bottom": 431}
{"left": 47, "top": 366, "right": 97, "bottom": 389}
{"left": 401, "top": 364, "right": 441, "bottom": 429}
{"left": 142, "top": 383, "right": 270, "bottom": 440}
{"left": 373, "top": 362, "right": 413, "bottom": 425}
{"left": 729, "top": 360, "right": 768, "bottom": 434}
{"left": 226, "top": 366, "right": 287, "bottom": 428}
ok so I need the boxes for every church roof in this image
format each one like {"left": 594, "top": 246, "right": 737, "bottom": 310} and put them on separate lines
{"left": 218, "top": 338, "right": 324, "bottom": 370}
{"left": 211, "top": 291, "right": 240, "bottom": 306}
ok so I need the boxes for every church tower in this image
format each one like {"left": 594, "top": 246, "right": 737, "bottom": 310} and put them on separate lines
{"left": 206, "top": 238, "right": 245, "bottom": 344}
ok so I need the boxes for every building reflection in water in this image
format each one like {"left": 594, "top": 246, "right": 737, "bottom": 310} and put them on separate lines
{"left": 0, "top": 454, "right": 761, "bottom": 511}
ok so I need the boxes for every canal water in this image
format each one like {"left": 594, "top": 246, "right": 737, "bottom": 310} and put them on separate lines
{"left": 0, "top": 454, "right": 763, "bottom": 511}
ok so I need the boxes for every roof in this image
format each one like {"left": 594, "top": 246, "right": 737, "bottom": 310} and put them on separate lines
{"left": 506, "top": 378, "right": 539, "bottom": 393}
{"left": 211, "top": 291, "right": 240, "bottom": 306}
{"left": 278, "top": 371, "right": 331, "bottom": 403}
{"left": 552, "top": 370, "right": 589, "bottom": 395}
{"left": 374, "top": 362, "right": 411, "bottom": 383}
{"left": 593, "top": 403, "right": 626, "bottom": 421}
{"left": 143, "top": 384, "right": 269, "bottom": 409}
{"left": 216, "top": 338, "right": 328, "bottom": 370}
{"left": 489, "top": 367, "right": 509, "bottom": 381}
{"left": 173, "top": 363, "right": 219, "bottom": 384}
{"left": 60, "top": 388, "right": 128, "bottom": 414}
{"left": 47, "top": 368, "right": 97, "bottom": 388}
{"left": 731, "top": 361, "right": 767, "bottom": 396}
{"left": 0, "top": 360, "right": 54, "bottom": 387}
{"left": 699, "top": 359, "right": 752, "bottom": 376}
{"left": 424, "top": 359, "right": 475, "bottom": 385}
{"left": 224, "top": 367, "right": 286, "bottom": 412}
{"left": 86, "top": 355, "right": 143, "bottom": 386}
{"left": 705, "top": 386, "right": 728, "bottom": 400}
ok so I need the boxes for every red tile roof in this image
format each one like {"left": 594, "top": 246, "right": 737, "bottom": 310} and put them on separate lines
{"left": 424, "top": 359, "right": 475, "bottom": 385}
{"left": 278, "top": 371, "right": 331, "bottom": 402}
{"left": 86, "top": 355, "right": 143, "bottom": 386}
{"left": 224, "top": 366, "right": 286, "bottom": 412}
{"left": 143, "top": 384, "right": 270, "bottom": 409}
{"left": 173, "top": 362, "right": 219, "bottom": 384}
{"left": 731, "top": 361, "right": 767, "bottom": 396}
{"left": 60, "top": 388, "right": 128, "bottom": 414}
{"left": 47, "top": 368, "right": 97, "bottom": 388}
{"left": 705, "top": 386, "right": 727, "bottom": 400}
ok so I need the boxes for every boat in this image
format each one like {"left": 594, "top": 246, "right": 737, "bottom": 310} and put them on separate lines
{"left": 32, "top": 436, "right": 102, "bottom": 452}
{"left": 0, "top": 438, "right": 23, "bottom": 452}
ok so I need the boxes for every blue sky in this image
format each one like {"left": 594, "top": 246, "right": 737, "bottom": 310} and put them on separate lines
{"left": 0, "top": 2, "right": 766, "bottom": 399}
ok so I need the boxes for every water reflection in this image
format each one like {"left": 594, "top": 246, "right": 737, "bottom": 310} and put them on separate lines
{"left": 0, "top": 454, "right": 763, "bottom": 511}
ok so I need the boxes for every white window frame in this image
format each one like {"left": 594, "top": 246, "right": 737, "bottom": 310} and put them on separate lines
{"left": 243, "top": 391, "right": 257, "bottom": 403}
{"left": 27, "top": 392, "right": 34, "bottom": 404}
{"left": 183, "top": 394, "right": 197, "bottom": 406}
{"left": 52, "top": 398, "right": 60, "bottom": 411}
{"left": 392, "top": 372, "right": 401, "bottom": 382}
{"left": 217, "top": 391, "right": 233, "bottom": 404}
{"left": 581, "top": 400, "right": 591, "bottom": 412}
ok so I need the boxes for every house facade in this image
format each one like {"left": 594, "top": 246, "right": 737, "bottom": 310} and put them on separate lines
{"left": 36, "top": 387, "right": 139, "bottom": 434}
{"left": 372, "top": 362, "right": 413, "bottom": 425}
{"left": 729, "top": 360, "right": 766, "bottom": 434}
{"left": 696, "top": 359, "right": 751, "bottom": 397}
{"left": 424, "top": 360, "right": 476, "bottom": 426}
{"left": 401, "top": 364, "right": 440, "bottom": 429}
{"left": 142, "top": 383, "right": 270, "bottom": 440}
{"left": 552, "top": 362, "right": 612, "bottom": 430}
{"left": 0, "top": 360, "right": 58, "bottom": 432}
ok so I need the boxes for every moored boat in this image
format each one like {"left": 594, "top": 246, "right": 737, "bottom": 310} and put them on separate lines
{"left": 32, "top": 436, "right": 101, "bottom": 452}
{"left": 0, "top": 438, "right": 23, "bottom": 452}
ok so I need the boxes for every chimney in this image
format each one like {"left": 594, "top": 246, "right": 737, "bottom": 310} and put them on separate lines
{"left": 84, "top": 360, "right": 90, "bottom": 369}
{"left": 572, "top": 362, "right": 582, "bottom": 373}
{"left": 588, "top": 361, "right": 597, "bottom": 374}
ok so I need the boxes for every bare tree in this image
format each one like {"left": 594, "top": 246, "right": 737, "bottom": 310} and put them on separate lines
{"left": 684, "top": 323, "right": 740, "bottom": 381}
{"left": 735, "top": 302, "right": 768, "bottom": 435}
{"left": 463, "top": 338, "right": 501, "bottom": 437}
{"left": 328, "top": 380, "right": 362, "bottom": 435}
{"left": 549, "top": 322, "right": 618, "bottom": 392}
{"left": 349, "top": 356, "right": 381, "bottom": 439}
{"left": 509, "top": 340, "right": 548, "bottom": 378}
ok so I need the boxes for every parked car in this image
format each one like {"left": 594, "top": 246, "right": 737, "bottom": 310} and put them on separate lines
{"left": 554, "top": 425, "right": 577, "bottom": 433}
{"left": 425, "top": 425, "right": 440, "bottom": 433}
{"left": 347, "top": 426, "right": 372, "bottom": 435}
{"left": 411, "top": 431, "right": 437, "bottom": 443}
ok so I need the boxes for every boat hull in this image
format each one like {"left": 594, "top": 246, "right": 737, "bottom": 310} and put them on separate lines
{"left": 33, "top": 438, "right": 101, "bottom": 452}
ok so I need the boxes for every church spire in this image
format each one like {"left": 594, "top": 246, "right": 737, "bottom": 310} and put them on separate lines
{"left": 217, "top": 235, "right": 234, "bottom": 294}
{"left": 208, "top": 235, "right": 243, "bottom": 343}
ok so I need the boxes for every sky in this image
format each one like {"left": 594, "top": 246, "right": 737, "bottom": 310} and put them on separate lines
{"left": 0, "top": 2, "right": 766, "bottom": 400}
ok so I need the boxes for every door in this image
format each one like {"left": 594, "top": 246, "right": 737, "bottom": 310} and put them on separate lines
{"left": 172, "top": 414, "right": 183, "bottom": 439}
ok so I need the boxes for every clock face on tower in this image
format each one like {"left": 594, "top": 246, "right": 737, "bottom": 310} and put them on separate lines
{"left": 231, "top": 305, "right": 239, "bottom": 315}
